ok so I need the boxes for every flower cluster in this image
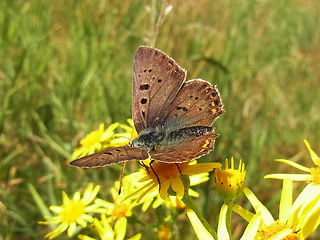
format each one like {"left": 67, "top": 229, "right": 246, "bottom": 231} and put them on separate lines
{"left": 72, "top": 119, "right": 137, "bottom": 160}
{"left": 39, "top": 118, "right": 320, "bottom": 240}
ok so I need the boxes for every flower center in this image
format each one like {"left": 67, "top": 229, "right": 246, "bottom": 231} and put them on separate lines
{"left": 311, "top": 167, "right": 320, "bottom": 185}
{"left": 112, "top": 203, "right": 129, "bottom": 220}
{"left": 60, "top": 199, "right": 86, "bottom": 224}
{"left": 255, "top": 221, "right": 298, "bottom": 240}
{"left": 148, "top": 162, "right": 187, "bottom": 182}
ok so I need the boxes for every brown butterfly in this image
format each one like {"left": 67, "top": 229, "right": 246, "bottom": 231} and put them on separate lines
{"left": 69, "top": 46, "right": 224, "bottom": 168}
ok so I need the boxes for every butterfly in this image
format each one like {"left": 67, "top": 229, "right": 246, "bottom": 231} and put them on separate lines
{"left": 69, "top": 46, "right": 224, "bottom": 168}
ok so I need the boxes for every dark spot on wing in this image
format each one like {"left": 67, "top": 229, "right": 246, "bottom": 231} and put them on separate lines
{"left": 104, "top": 152, "right": 113, "bottom": 155}
{"left": 139, "top": 84, "right": 150, "bottom": 90}
{"left": 158, "top": 79, "right": 162, "bottom": 83}
{"left": 214, "top": 99, "right": 220, "bottom": 105}
{"left": 200, "top": 84, "right": 208, "bottom": 90}
{"left": 141, "top": 98, "right": 147, "bottom": 104}
{"left": 176, "top": 106, "right": 188, "bottom": 112}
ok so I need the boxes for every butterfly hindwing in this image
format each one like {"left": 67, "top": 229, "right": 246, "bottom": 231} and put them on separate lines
{"left": 132, "top": 46, "right": 186, "bottom": 133}
{"left": 69, "top": 146, "right": 149, "bottom": 168}
{"left": 164, "top": 79, "right": 224, "bottom": 129}
{"left": 150, "top": 131, "right": 218, "bottom": 163}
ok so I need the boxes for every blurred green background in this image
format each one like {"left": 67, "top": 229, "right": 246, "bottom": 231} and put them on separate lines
{"left": 1, "top": 0, "right": 319, "bottom": 239}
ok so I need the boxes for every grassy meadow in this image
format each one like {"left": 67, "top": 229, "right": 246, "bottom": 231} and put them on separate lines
{"left": 1, "top": 0, "right": 320, "bottom": 239}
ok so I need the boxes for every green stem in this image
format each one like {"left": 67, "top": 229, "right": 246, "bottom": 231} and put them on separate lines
{"left": 225, "top": 201, "right": 233, "bottom": 238}
{"left": 182, "top": 194, "right": 218, "bottom": 240}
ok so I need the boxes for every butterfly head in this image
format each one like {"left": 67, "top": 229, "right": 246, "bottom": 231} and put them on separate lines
{"left": 130, "top": 130, "right": 165, "bottom": 150}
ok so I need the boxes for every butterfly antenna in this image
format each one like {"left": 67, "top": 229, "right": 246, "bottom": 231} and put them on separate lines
{"left": 118, "top": 162, "right": 127, "bottom": 195}
{"left": 149, "top": 160, "right": 161, "bottom": 190}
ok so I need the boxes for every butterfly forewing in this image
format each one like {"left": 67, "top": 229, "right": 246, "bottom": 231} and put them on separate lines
{"left": 150, "top": 132, "right": 218, "bottom": 163}
{"left": 132, "top": 46, "right": 186, "bottom": 133}
{"left": 164, "top": 79, "right": 224, "bottom": 129}
{"left": 69, "top": 146, "right": 149, "bottom": 168}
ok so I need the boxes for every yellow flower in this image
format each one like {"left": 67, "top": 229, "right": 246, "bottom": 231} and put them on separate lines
{"left": 158, "top": 225, "right": 171, "bottom": 240}
{"left": 72, "top": 123, "right": 120, "bottom": 159}
{"left": 265, "top": 140, "right": 320, "bottom": 184}
{"left": 139, "top": 168, "right": 213, "bottom": 211}
{"left": 110, "top": 119, "right": 138, "bottom": 147}
{"left": 233, "top": 180, "right": 320, "bottom": 239}
{"left": 78, "top": 214, "right": 141, "bottom": 240}
{"left": 72, "top": 119, "right": 138, "bottom": 160}
{"left": 187, "top": 209, "right": 215, "bottom": 240}
{"left": 95, "top": 172, "right": 142, "bottom": 221}
{"left": 187, "top": 204, "right": 230, "bottom": 240}
{"left": 215, "top": 157, "right": 246, "bottom": 203}
{"left": 126, "top": 160, "right": 221, "bottom": 203}
{"left": 39, "top": 183, "right": 104, "bottom": 239}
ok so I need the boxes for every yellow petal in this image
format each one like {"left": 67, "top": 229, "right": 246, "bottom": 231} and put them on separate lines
{"left": 232, "top": 204, "right": 255, "bottom": 223}
{"left": 189, "top": 173, "right": 209, "bottom": 186}
{"left": 239, "top": 214, "right": 260, "bottom": 240}
{"left": 304, "top": 139, "right": 320, "bottom": 166}
{"left": 188, "top": 189, "right": 200, "bottom": 197}
{"left": 288, "top": 183, "right": 320, "bottom": 227}
{"left": 67, "top": 222, "right": 77, "bottom": 236}
{"left": 268, "top": 228, "right": 293, "bottom": 240}
{"left": 265, "top": 173, "right": 312, "bottom": 181}
{"left": 217, "top": 204, "right": 230, "bottom": 240}
{"left": 73, "top": 192, "right": 81, "bottom": 201}
{"left": 243, "top": 188, "right": 274, "bottom": 225}
{"left": 136, "top": 182, "right": 158, "bottom": 203}
{"left": 159, "top": 180, "right": 170, "bottom": 200}
{"left": 186, "top": 209, "right": 214, "bottom": 240}
{"left": 127, "top": 233, "right": 142, "bottom": 240}
{"left": 62, "top": 191, "right": 70, "bottom": 202}
{"left": 78, "top": 234, "right": 96, "bottom": 240}
{"left": 279, "top": 179, "right": 292, "bottom": 223}
{"left": 300, "top": 197, "right": 320, "bottom": 238}
{"left": 275, "top": 159, "right": 311, "bottom": 172}
{"left": 49, "top": 206, "right": 62, "bottom": 213}
{"left": 171, "top": 177, "right": 185, "bottom": 199}
{"left": 183, "top": 163, "right": 221, "bottom": 175}
{"left": 114, "top": 217, "right": 127, "bottom": 240}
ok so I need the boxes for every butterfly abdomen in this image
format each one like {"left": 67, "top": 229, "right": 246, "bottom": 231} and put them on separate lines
{"left": 167, "top": 126, "right": 214, "bottom": 143}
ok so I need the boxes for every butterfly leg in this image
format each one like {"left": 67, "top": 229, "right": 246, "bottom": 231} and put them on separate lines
{"left": 139, "top": 161, "right": 151, "bottom": 174}
{"left": 175, "top": 163, "right": 182, "bottom": 175}
{"left": 149, "top": 160, "right": 161, "bottom": 191}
